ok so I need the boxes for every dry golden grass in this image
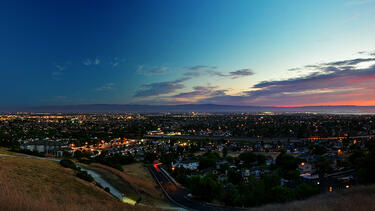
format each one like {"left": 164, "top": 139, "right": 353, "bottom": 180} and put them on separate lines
{"left": 92, "top": 163, "right": 163, "bottom": 200}
{"left": 0, "top": 148, "right": 18, "bottom": 155}
{"left": 251, "top": 185, "right": 375, "bottom": 211}
{"left": 121, "top": 163, "right": 157, "bottom": 185}
{"left": 121, "top": 163, "right": 172, "bottom": 207}
{"left": 90, "top": 163, "right": 172, "bottom": 207}
{"left": 0, "top": 156, "right": 160, "bottom": 211}
{"left": 83, "top": 164, "right": 139, "bottom": 200}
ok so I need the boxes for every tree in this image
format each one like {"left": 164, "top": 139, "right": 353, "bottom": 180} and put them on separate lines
{"left": 222, "top": 185, "right": 241, "bottom": 206}
{"left": 285, "top": 169, "right": 301, "bottom": 180}
{"left": 226, "top": 156, "right": 234, "bottom": 163}
{"left": 293, "top": 183, "right": 319, "bottom": 200}
{"left": 76, "top": 170, "right": 94, "bottom": 182}
{"left": 275, "top": 152, "right": 301, "bottom": 179}
{"left": 59, "top": 159, "right": 77, "bottom": 170}
{"left": 239, "top": 151, "right": 257, "bottom": 165}
{"left": 315, "top": 157, "right": 332, "bottom": 178}
{"left": 262, "top": 174, "right": 281, "bottom": 191}
{"left": 348, "top": 149, "right": 365, "bottom": 168}
{"left": 198, "top": 157, "right": 216, "bottom": 170}
{"left": 256, "top": 154, "right": 266, "bottom": 165}
{"left": 73, "top": 150, "right": 91, "bottom": 159}
{"left": 143, "top": 152, "right": 157, "bottom": 163}
{"left": 171, "top": 167, "right": 190, "bottom": 185}
{"left": 276, "top": 153, "right": 298, "bottom": 171}
{"left": 227, "top": 168, "right": 242, "bottom": 185}
{"left": 268, "top": 186, "right": 293, "bottom": 203}
{"left": 358, "top": 145, "right": 375, "bottom": 184}
{"left": 160, "top": 152, "right": 176, "bottom": 165}
{"left": 222, "top": 146, "right": 228, "bottom": 158}
{"left": 188, "top": 174, "right": 223, "bottom": 202}
{"left": 238, "top": 177, "right": 266, "bottom": 206}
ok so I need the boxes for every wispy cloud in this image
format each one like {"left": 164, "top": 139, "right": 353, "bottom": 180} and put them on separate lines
{"left": 186, "top": 65, "right": 218, "bottom": 71}
{"left": 51, "top": 62, "right": 69, "bottom": 80}
{"left": 199, "top": 52, "right": 375, "bottom": 106}
{"left": 324, "top": 58, "right": 375, "bottom": 67}
{"left": 137, "top": 65, "right": 168, "bottom": 76}
{"left": 134, "top": 77, "right": 190, "bottom": 97}
{"left": 110, "top": 57, "right": 125, "bottom": 67}
{"left": 358, "top": 50, "right": 375, "bottom": 56}
{"left": 207, "top": 68, "right": 254, "bottom": 79}
{"left": 184, "top": 65, "right": 217, "bottom": 77}
{"left": 96, "top": 82, "right": 115, "bottom": 91}
{"left": 83, "top": 59, "right": 91, "bottom": 66}
{"left": 288, "top": 67, "right": 301, "bottom": 72}
{"left": 133, "top": 53, "right": 375, "bottom": 106}
{"left": 172, "top": 85, "right": 227, "bottom": 103}
{"left": 184, "top": 65, "right": 254, "bottom": 79}
{"left": 228, "top": 69, "right": 254, "bottom": 79}
{"left": 83, "top": 58, "right": 101, "bottom": 66}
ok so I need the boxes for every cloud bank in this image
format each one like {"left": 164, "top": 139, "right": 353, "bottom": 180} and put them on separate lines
{"left": 133, "top": 53, "right": 375, "bottom": 106}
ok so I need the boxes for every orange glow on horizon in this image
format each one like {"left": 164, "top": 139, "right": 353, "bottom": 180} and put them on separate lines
{"left": 349, "top": 75, "right": 375, "bottom": 83}
{"left": 270, "top": 100, "right": 375, "bottom": 107}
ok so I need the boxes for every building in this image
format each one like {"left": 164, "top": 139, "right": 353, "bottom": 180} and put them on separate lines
{"left": 20, "top": 140, "right": 64, "bottom": 156}
{"left": 298, "top": 162, "right": 313, "bottom": 174}
{"left": 147, "top": 130, "right": 164, "bottom": 136}
{"left": 172, "top": 160, "right": 199, "bottom": 170}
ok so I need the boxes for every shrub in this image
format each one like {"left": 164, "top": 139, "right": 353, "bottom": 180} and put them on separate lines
{"left": 96, "top": 182, "right": 103, "bottom": 189}
{"left": 269, "top": 186, "right": 293, "bottom": 203}
{"left": 59, "top": 159, "right": 77, "bottom": 170}
{"left": 76, "top": 170, "right": 94, "bottom": 183}
{"left": 294, "top": 183, "right": 320, "bottom": 200}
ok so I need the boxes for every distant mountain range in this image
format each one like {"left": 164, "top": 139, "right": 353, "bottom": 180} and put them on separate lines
{"left": 2, "top": 104, "right": 375, "bottom": 114}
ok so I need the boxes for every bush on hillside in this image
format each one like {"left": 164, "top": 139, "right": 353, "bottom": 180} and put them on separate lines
{"left": 59, "top": 159, "right": 77, "bottom": 170}
{"left": 76, "top": 170, "right": 94, "bottom": 183}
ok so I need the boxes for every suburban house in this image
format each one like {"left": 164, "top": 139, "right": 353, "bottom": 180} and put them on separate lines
{"left": 172, "top": 159, "right": 199, "bottom": 170}
{"left": 298, "top": 162, "right": 313, "bottom": 174}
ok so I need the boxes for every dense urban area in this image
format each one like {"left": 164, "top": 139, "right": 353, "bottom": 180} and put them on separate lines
{"left": 1, "top": 112, "right": 375, "bottom": 209}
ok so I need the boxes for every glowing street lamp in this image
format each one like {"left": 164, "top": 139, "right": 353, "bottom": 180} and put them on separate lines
{"left": 337, "top": 149, "right": 343, "bottom": 156}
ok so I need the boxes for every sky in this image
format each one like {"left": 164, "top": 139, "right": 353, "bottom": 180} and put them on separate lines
{"left": 1, "top": 0, "right": 375, "bottom": 107}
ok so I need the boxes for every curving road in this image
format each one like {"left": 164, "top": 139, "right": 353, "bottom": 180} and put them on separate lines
{"left": 148, "top": 165, "right": 244, "bottom": 211}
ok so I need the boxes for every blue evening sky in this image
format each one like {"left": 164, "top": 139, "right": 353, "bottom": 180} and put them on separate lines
{"left": 1, "top": 0, "right": 375, "bottom": 107}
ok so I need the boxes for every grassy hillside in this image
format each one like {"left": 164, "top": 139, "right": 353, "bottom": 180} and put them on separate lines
{"left": 0, "top": 154, "right": 158, "bottom": 211}
{"left": 88, "top": 163, "right": 170, "bottom": 207}
{"left": 3, "top": 152, "right": 374, "bottom": 211}
{"left": 252, "top": 185, "right": 375, "bottom": 211}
